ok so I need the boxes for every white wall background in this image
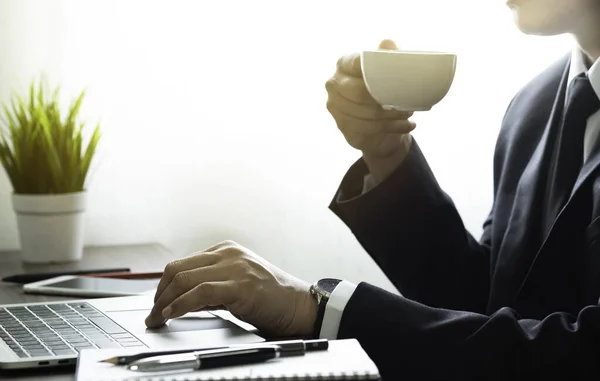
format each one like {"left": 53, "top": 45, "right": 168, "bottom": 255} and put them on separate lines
{"left": 0, "top": 0, "right": 573, "bottom": 292}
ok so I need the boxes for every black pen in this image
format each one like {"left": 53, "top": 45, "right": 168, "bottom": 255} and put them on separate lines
{"left": 2, "top": 268, "right": 131, "bottom": 284}
{"left": 100, "top": 339, "right": 328, "bottom": 365}
{"left": 128, "top": 345, "right": 281, "bottom": 373}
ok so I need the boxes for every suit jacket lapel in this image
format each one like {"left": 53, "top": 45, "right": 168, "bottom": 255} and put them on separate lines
{"left": 487, "top": 57, "right": 571, "bottom": 312}
{"left": 512, "top": 59, "right": 600, "bottom": 314}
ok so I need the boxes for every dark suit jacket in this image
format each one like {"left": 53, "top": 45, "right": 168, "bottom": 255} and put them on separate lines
{"left": 330, "top": 53, "right": 600, "bottom": 380}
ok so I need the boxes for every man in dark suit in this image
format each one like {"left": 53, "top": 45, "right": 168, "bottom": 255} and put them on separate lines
{"left": 145, "top": 0, "right": 600, "bottom": 378}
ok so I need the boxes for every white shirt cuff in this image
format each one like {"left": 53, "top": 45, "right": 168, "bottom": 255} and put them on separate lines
{"left": 319, "top": 280, "right": 358, "bottom": 340}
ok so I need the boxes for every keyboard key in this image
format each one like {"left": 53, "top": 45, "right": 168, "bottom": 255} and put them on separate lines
{"left": 80, "top": 329, "right": 103, "bottom": 336}
{"left": 16, "top": 339, "right": 39, "bottom": 345}
{"left": 73, "top": 343, "right": 95, "bottom": 349}
{"left": 50, "top": 327, "right": 70, "bottom": 332}
{"left": 31, "top": 326, "right": 51, "bottom": 331}
{"left": 68, "top": 303, "right": 94, "bottom": 311}
{"left": 29, "top": 306, "right": 46, "bottom": 310}
{"left": 15, "top": 351, "right": 29, "bottom": 358}
{"left": 13, "top": 331, "right": 35, "bottom": 337}
{"left": 23, "top": 319, "right": 44, "bottom": 324}
{"left": 59, "top": 314, "right": 80, "bottom": 319}
{"left": 39, "top": 334, "right": 61, "bottom": 340}
{"left": 82, "top": 332, "right": 105, "bottom": 339}
{"left": 28, "top": 350, "right": 51, "bottom": 357}
{"left": 37, "top": 314, "right": 57, "bottom": 319}
{"left": 15, "top": 335, "right": 37, "bottom": 340}
{"left": 56, "top": 327, "right": 78, "bottom": 332}
{"left": 3, "top": 324, "right": 23, "bottom": 329}
{"left": 16, "top": 343, "right": 39, "bottom": 348}
{"left": 82, "top": 312, "right": 105, "bottom": 318}
{"left": 30, "top": 330, "right": 52, "bottom": 336}
{"left": 48, "top": 305, "right": 70, "bottom": 311}
{"left": 12, "top": 337, "right": 34, "bottom": 343}
{"left": 25, "top": 349, "right": 47, "bottom": 355}
{"left": 120, "top": 342, "right": 146, "bottom": 348}
{"left": 52, "top": 349, "right": 76, "bottom": 356}
{"left": 13, "top": 338, "right": 35, "bottom": 343}
{"left": 61, "top": 335, "right": 82, "bottom": 341}
{"left": 42, "top": 339, "right": 65, "bottom": 346}
{"left": 49, "top": 323, "right": 70, "bottom": 328}
{"left": 54, "top": 330, "right": 76, "bottom": 335}
{"left": 48, "top": 344, "right": 71, "bottom": 351}
{"left": 66, "top": 337, "right": 88, "bottom": 343}
{"left": 45, "top": 339, "right": 67, "bottom": 345}
{"left": 95, "top": 341, "right": 122, "bottom": 349}
{"left": 77, "top": 323, "right": 96, "bottom": 328}
{"left": 115, "top": 338, "right": 140, "bottom": 344}
{"left": 11, "top": 333, "right": 30, "bottom": 339}
{"left": 30, "top": 327, "right": 52, "bottom": 332}
{"left": 16, "top": 337, "right": 40, "bottom": 345}
{"left": 88, "top": 318, "right": 127, "bottom": 334}
{"left": 110, "top": 333, "right": 135, "bottom": 339}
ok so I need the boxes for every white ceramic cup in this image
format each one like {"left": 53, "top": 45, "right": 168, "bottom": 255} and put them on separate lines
{"left": 361, "top": 50, "right": 457, "bottom": 112}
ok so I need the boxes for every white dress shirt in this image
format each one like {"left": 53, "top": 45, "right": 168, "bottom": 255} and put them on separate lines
{"left": 319, "top": 47, "right": 600, "bottom": 340}
{"left": 572, "top": 49, "right": 600, "bottom": 162}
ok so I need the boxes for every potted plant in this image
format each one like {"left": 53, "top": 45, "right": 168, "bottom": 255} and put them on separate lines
{"left": 0, "top": 79, "right": 101, "bottom": 263}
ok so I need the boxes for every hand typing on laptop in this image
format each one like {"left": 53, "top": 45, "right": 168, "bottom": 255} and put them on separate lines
{"left": 144, "top": 42, "right": 405, "bottom": 338}
{"left": 145, "top": 240, "right": 318, "bottom": 338}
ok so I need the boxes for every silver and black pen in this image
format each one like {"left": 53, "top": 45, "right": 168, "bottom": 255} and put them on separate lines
{"left": 128, "top": 345, "right": 282, "bottom": 373}
{"left": 121, "top": 339, "right": 329, "bottom": 373}
{"left": 101, "top": 338, "right": 328, "bottom": 366}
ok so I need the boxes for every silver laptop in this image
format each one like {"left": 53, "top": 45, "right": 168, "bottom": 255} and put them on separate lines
{"left": 0, "top": 294, "right": 263, "bottom": 369}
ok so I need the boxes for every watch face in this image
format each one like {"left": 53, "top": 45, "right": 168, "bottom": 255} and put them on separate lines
{"left": 317, "top": 278, "right": 341, "bottom": 294}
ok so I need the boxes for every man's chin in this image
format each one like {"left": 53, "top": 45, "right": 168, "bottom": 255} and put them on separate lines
{"left": 511, "top": 12, "right": 565, "bottom": 36}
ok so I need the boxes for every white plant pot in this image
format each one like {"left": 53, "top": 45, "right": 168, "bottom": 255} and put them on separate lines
{"left": 12, "top": 192, "right": 87, "bottom": 264}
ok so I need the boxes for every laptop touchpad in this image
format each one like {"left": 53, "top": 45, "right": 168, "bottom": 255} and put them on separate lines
{"left": 151, "top": 315, "right": 234, "bottom": 332}
{"left": 104, "top": 310, "right": 234, "bottom": 334}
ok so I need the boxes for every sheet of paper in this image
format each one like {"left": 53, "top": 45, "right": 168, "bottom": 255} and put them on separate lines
{"left": 76, "top": 339, "right": 379, "bottom": 381}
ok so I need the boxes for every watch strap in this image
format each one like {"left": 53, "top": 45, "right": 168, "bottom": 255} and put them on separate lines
{"left": 312, "top": 293, "right": 329, "bottom": 339}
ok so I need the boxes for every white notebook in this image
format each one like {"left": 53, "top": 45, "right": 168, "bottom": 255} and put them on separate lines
{"left": 75, "top": 339, "right": 380, "bottom": 381}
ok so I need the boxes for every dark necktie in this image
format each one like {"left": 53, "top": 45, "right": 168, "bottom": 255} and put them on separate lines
{"left": 543, "top": 73, "right": 600, "bottom": 236}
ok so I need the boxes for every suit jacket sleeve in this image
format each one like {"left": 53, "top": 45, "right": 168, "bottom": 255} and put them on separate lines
{"left": 329, "top": 139, "right": 491, "bottom": 313}
{"left": 338, "top": 282, "right": 600, "bottom": 380}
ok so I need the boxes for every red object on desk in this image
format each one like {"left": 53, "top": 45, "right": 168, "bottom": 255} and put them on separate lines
{"left": 82, "top": 271, "right": 163, "bottom": 279}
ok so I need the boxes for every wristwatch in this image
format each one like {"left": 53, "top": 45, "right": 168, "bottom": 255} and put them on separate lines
{"left": 309, "top": 278, "right": 342, "bottom": 338}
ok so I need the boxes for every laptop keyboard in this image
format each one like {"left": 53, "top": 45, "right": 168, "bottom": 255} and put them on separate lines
{"left": 0, "top": 303, "right": 146, "bottom": 358}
